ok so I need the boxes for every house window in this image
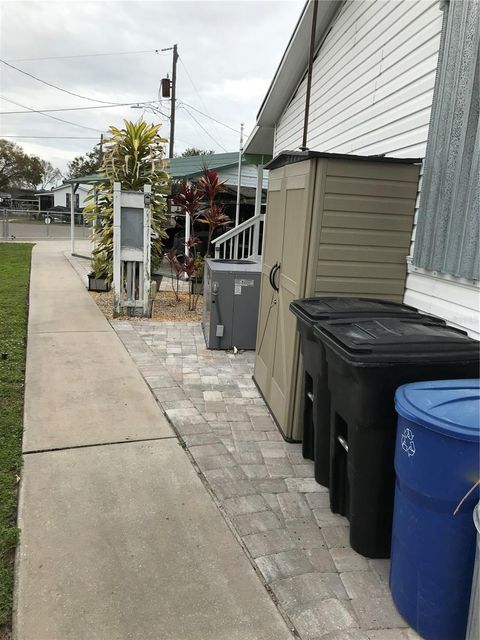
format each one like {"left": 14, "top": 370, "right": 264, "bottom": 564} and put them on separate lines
{"left": 66, "top": 192, "right": 71, "bottom": 208}
{"left": 75, "top": 194, "right": 80, "bottom": 209}
{"left": 413, "top": 0, "right": 479, "bottom": 281}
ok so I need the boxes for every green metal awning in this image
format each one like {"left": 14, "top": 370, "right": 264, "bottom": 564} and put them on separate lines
{"left": 166, "top": 152, "right": 272, "bottom": 179}
{"left": 62, "top": 173, "right": 109, "bottom": 185}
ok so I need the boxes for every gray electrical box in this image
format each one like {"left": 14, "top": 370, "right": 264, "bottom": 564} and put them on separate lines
{"left": 203, "top": 258, "right": 261, "bottom": 350}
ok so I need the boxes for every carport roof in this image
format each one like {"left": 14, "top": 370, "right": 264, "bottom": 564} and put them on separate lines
{"left": 166, "top": 152, "right": 271, "bottom": 179}
{"left": 62, "top": 173, "right": 109, "bottom": 185}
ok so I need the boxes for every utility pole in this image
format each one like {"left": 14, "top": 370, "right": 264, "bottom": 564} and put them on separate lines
{"left": 169, "top": 44, "right": 178, "bottom": 158}
{"left": 160, "top": 44, "right": 178, "bottom": 158}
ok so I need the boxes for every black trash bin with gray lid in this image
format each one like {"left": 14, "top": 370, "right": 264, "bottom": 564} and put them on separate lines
{"left": 289, "top": 297, "right": 443, "bottom": 487}
{"left": 313, "top": 316, "right": 479, "bottom": 558}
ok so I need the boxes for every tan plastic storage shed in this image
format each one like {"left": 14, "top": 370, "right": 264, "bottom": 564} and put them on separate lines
{"left": 254, "top": 151, "right": 421, "bottom": 441}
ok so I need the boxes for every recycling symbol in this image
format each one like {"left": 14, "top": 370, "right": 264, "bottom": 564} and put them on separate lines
{"left": 401, "top": 428, "right": 416, "bottom": 457}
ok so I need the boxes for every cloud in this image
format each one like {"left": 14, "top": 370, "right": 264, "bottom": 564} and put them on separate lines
{"left": 0, "top": 0, "right": 304, "bottom": 170}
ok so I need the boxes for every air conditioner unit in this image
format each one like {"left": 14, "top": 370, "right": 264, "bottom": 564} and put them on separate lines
{"left": 203, "top": 258, "right": 261, "bottom": 350}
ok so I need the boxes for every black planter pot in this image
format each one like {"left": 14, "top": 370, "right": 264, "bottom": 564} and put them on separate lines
{"left": 88, "top": 273, "right": 110, "bottom": 292}
{"left": 151, "top": 272, "right": 164, "bottom": 288}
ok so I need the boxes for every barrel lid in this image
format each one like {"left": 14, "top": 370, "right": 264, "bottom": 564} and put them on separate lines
{"left": 313, "top": 317, "right": 479, "bottom": 364}
{"left": 290, "top": 297, "right": 421, "bottom": 325}
{"left": 395, "top": 379, "right": 480, "bottom": 441}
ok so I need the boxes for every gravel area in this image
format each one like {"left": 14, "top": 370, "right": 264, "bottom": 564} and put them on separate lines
{"left": 90, "top": 289, "right": 203, "bottom": 322}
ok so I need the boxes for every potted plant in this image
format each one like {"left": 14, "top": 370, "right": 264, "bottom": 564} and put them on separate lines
{"left": 88, "top": 252, "right": 110, "bottom": 292}
{"left": 150, "top": 243, "right": 164, "bottom": 289}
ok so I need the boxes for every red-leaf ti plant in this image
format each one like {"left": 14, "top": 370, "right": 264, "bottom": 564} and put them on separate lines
{"left": 183, "top": 254, "right": 203, "bottom": 311}
{"left": 197, "top": 204, "right": 231, "bottom": 257}
{"left": 197, "top": 169, "right": 227, "bottom": 208}
{"left": 173, "top": 180, "right": 203, "bottom": 220}
{"left": 196, "top": 168, "right": 230, "bottom": 257}
{"left": 165, "top": 247, "right": 182, "bottom": 302}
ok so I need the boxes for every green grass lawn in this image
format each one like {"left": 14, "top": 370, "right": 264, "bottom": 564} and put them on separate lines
{"left": 0, "top": 243, "right": 32, "bottom": 632}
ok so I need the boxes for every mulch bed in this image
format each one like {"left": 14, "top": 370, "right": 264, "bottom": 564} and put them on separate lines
{"left": 90, "top": 289, "right": 203, "bottom": 322}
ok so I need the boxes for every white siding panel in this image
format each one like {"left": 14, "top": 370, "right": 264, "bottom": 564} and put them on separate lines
{"left": 274, "top": 0, "right": 443, "bottom": 157}
{"left": 404, "top": 270, "right": 480, "bottom": 339}
{"left": 220, "top": 165, "right": 260, "bottom": 189}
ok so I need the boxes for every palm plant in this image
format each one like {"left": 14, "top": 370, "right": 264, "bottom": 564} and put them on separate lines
{"left": 84, "top": 119, "right": 170, "bottom": 280}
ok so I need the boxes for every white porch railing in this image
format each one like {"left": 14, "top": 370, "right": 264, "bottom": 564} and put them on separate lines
{"left": 212, "top": 214, "right": 264, "bottom": 261}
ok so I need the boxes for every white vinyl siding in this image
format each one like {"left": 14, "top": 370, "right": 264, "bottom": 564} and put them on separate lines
{"left": 274, "top": 0, "right": 443, "bottom": 158}
{"left": 272, "top": 0, "right": 479, "bottom": 338}
{"left": 404, "top": 269, "right": 480, "bottom": 340}
{"left": 218, "top": 165, "right": 268, "bottom": 190}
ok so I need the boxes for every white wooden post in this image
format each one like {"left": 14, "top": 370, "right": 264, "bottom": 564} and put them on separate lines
{"left": 113, "top": 182, "right": 121, "bottom": 317}
{"left": 143, "top": 184, "right": 152, "bottom": 316}
{"left": 252, "top": 164, "right": 264, "bottom": 260}
{"left": 235, "top": 123, "right": 244, "bottom": 227}
{"left": 70, "top": 184, "right": 75, "bottom": 255}
{"left": 184, "top": 211, "right": 191, "bottom": 279}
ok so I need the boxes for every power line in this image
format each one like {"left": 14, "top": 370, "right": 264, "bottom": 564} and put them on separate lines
{"left": 178, "top": 56, "right": 228, "bottom": 146}
{"left": 178, "top": 57, "right": 223, "bottom": 133}
{"left": 137, "top": 103, "right": 171, "bottom": 120}
{"left": 5, "top": 49, "right": 170, "bottom": 63}
{"left": 0, "top": 58, "right": 119, "bottom": 104}
{"left": 0, "top": 95, "right": 104, "bottom": 133}
{"left": 178, "top": 100, "right": 240, "bottom": 133}
{"left": 179, "top": 105, "right": 227, "bottom": 152}
{"left": 0, "top": 100, "right": 159, "bottom": 115}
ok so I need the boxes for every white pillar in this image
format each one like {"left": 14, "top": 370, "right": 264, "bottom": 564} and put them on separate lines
{"left": 254, "top": 165, "right": 263, "bottom": 217}
{"left": 70, "top": 184, "right": 75, "bottom": 255}
{"left": 185, "top": 212, "right": 191, "bottom": 254}
{"left": 252, "top": 165, "right": 264, "bottom": 260}
{"left": 235, "top": 123, "right": 244, "bottom": 227}
{"left": 113, "top": 182, "right": 121, "bottom": 317}
{"left": 143, "top": 184, "right": 152, "bottom": 316}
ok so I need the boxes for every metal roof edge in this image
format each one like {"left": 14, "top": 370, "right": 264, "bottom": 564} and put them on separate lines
{"left": 265, "top": 150, "right": 423, "bottom": 170}
{"left": 62, "top": 173, "right": 109, "bottom": 185}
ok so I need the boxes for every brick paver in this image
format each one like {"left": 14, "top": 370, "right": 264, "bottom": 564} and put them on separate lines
{"left": 109, "top": 319, "right": 420, "bottom": 639}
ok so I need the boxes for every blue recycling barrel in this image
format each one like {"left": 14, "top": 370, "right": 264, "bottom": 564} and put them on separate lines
{"left": 390, "top": 379, "right": 480, "bottom": 640}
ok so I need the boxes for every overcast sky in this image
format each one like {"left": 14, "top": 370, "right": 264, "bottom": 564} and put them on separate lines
{"left": 0, "top": 0, "right": 303, "bottom": 173}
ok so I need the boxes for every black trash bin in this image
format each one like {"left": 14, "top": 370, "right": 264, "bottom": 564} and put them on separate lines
{"left": 313, "top": 316, "right": 479, "bottom": 558}
{"left": 289, "top": 297, "right": 443, "bottom": 486}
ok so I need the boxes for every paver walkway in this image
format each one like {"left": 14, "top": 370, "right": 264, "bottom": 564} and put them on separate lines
{"left": 15, "top": 242, "right": 294, "bottom": 640}
{"left": 109, "top": 321, "right": 419, "bottom": 640}
{"left": 68, "top": 249, "right": 421, "bottom": 639}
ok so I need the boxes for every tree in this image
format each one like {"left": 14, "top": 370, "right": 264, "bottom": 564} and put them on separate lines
{"left": 181, "top": 147, "right": 214, "bottom": 157}
{"left": 0, "top": 139, "right": 43, "bottom": 191}
{"left": 66, "top": 145, "right": 101, "bottom": 179}
{"left": 39, "top": 160, "right": 62, "bottom": 190}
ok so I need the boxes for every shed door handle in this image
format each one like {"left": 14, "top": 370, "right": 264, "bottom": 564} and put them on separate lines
{"left": 271, "top": 263, "right": 280, "bottom": 292}
{"left": 268, "top": 262, "right": 278, "bottom": 290}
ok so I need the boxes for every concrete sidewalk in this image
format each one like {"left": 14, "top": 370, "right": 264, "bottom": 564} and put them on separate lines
{"left": 14, "top": 242, "right": 293, "bottom": 640}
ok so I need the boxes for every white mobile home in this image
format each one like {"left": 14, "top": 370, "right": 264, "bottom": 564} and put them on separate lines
{"left": 245, "top": 0, "right": 479, "bottom": 337}
{"left": 50, "top": 183, "right": 90, "bottom": 210}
